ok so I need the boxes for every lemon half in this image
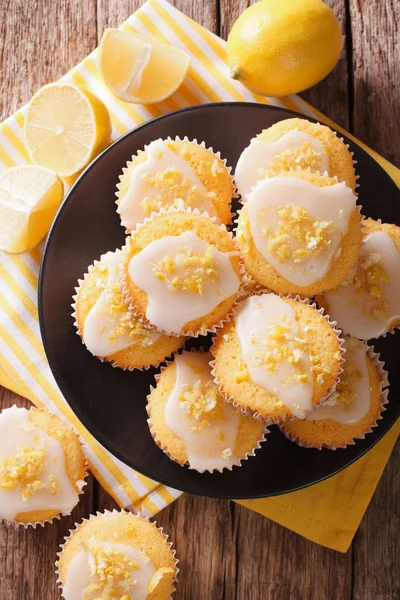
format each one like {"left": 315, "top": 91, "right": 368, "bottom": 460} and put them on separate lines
{"left": 99, "top": 28, "right": 191, "bottom": 104}
{"left": 25, "top": 83, "right": 111, "bottom": 177}
{"left": 0, "top": 165, "right": 63, "bottom": 254}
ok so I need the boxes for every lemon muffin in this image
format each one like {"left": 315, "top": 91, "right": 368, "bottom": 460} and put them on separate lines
{"left": 281, "top": 336, "right": 388, "bottom": 449}
{"left": 120, "top": 208, "right": 242, "bottom": 337}
{"left": 0, "top": 405, "right": 87, "bottom": 525}
{"left": 73, "top": 248, "right": 185, "bottom": 370}
{"left": 116, "top": 137, "right": 234, "bottom": 230}
{"left": 236, "top": 169, "right": 362, "bottom": 296}
{"left": 57, "top": 510, "right": 178, "bottom": 600}
{"left": 211, "top": 293, "right": 343, "bottom": 423}
{"left": 235, "top": 117, "right": 356, "bottom": 198}
{"left": 147, "top": 350, "right": 266, "bottom": 472}
{"left": 321, "top": 218, "right": 400, "bottom": 339}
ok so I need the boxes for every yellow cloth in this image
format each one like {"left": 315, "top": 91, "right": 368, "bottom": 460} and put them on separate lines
{"left": 0, "top": 0, "right": 398, "bottom": 551}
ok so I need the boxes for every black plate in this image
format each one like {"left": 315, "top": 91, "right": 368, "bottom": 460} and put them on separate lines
{"left": 39, "top": 103, "right": 400, "bottom": 499}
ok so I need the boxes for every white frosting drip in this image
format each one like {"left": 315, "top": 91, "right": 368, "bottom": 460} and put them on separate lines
{"left": 235, "top": 294, "right": 313, "bottom": 418}
{"left": 307, "top": 337, "right": 370, "bottom": 424}
{"left": 63, "top": 542, "right": 156, "bottom": 600}
{"left": 83, "top": 250, "right": 160, "bottom": 358}
{"left": 247, "top": 177, "right": 356, "bottom": 286}
{"left": 324, "top": 231, "right": 400, "bottom": 339}
{"left": 235, "top": 129, "right": 330, "bottom": 198}
{"left": 0, "top": 406, "right": 79, "bottom": 520}
{"left": 117, "top": 139, "right": 219, "bottom": 230}
{"left": 128, "top": 231, "right": 240, "bottom": 334}
{"left": 164, "top": 351, "right": 241, "bottom": 472}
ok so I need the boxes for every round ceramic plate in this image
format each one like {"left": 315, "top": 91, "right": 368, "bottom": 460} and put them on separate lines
{"left": 39, "top": 103, "right": 400, "bottom": 499}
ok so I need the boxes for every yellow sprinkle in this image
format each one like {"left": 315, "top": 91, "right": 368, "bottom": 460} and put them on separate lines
{"left": 265, "top": 141, "right": 325, "bottom": 176}
{"left": 234, "top": 369, "right": 250, "bottom": 383}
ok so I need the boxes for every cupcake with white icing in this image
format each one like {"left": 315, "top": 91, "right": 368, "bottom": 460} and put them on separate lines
{"left": 281, "top": 336, "right": 389, "bottom": 449}
{"left": 120, "top": 208, "right": 242, "bottom": 337}
{"left": 0, "top": 405, "right": 87, "bottom": 526}
{"left": 116, "top": 137, "right": 234, "bottom": 231}
{"left": 320, "top": 219, "right": 400, "bottom": 340}
{"left": 57, "top": 510, "right": 178, "bottom": 600}
{"left": 236, "top": 169, "right": 362, "bottom": 296}
{"left": 73, "top": 248, "right": 185, "bottom": 370}
{"left": 211, "top": 293, "right": 344, "bottom": 423}
{"left": 147, "top": 350, "right": 266, "bottom": 472}
{"left": 235, "top": 117, "right": 356, "bottom": 199}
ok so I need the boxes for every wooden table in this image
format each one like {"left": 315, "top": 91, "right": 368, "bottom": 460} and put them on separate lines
{"left": 1, "top": 1, "right": 399, "bottom": 598}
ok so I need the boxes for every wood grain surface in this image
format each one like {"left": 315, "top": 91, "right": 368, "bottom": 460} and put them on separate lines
{"left": 0, "top": 1, "right": 398, "bottom": 599}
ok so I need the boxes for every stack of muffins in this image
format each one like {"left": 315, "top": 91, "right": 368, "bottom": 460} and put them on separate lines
{"left": 73, "top": 118, "right": 394, "bottom": 468}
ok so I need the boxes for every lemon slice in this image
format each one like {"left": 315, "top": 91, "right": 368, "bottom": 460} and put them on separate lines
{"left": 25, "top": 83, "right": 111, "bottom": 177}
{"left": 0, "top": 165, "right": 63, "bottom": 254}
{"left": 99, "top": 28, "right": 190, "bottom": 104}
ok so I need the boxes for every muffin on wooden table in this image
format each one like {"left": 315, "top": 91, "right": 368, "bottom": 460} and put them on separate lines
{"left": 0, "top": 405, "right": 87, "bottom": 526}
{"left": 57, "top": 510, "right": 178, "bottom": 600}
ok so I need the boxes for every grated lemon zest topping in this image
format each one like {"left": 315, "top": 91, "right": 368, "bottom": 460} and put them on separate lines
{"left": 139, "top": 168, "right": 215, "bottom": 217}
{"left": 105, "top": 284, "right": 155, "bottom": 347}
{"left": 0, "top": 444, "right": 47, "bottom": 500}
{"left": 258, "top": 141, "right": 325, "bottom": 179}
{"left": 344, "top": 251, "right": 390, "bottom": 320}
{"left": 151, "top": 245, "right": 219, "bottom": 295}
{"left": 83, "top": 543, "right": 141, "bottom": 600}
{"left": 262, "top": 204, "right": 336, "bottom": 266}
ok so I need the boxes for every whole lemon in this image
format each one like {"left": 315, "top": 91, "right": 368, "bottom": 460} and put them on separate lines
{"left": 227, "top": 0, "right": 343, "bottom": 97}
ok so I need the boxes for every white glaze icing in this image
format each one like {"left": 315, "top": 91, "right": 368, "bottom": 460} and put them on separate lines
{"left": 324, "top": 230, "right": 400, "bottom": 339}
{"left": 307, "top": 337, "right": 371, "bottom": 424}
{"left": 82, "top": 250, "right": 160, "bottom": 357}
{"left": 128, "top": 231, "right": 240, "bottom": 334}
{"left": 235, "top": 294, "right": 313, "bottom": 418}
{"left": 247, "top": 177, "right": 356, "bottom": 286}
{"left": 164, "top": 351, "right": 241, "bottom": 472}
{"left": 117, "top": 139, "right": 219, "bottom": 230}
{"left": 235, "top": 129, "right": 330, "bottom": 198}
{"left": 0, "top": 406, "right": 79, "bottom": 520}
{"left": 63, "top": 541, "right": 156, "bottom": 600}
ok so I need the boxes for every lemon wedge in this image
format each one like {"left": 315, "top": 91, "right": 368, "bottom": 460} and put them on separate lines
{"left": 0, "top": 165, "right": 63, "bottom": 254}
{"left": 25, "top": 83, "right": 111, "bottom": 177}
{"left": 99, "top": 28, "right": 190, "bottom": 104}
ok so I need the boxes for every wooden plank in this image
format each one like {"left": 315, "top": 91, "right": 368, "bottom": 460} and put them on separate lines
{"left": 349, "top": 0, "right": 399, "bottom": 164}
{"left": 156, "top": 495, "right": 237, "bottom": 600}
{"left": 0, "top": 0, "right": 98, "bottom": 122}
{"left": 96, "top": 0, "right": 219, "bottom": 41}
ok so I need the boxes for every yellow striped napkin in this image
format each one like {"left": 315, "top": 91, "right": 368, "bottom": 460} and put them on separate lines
{"left": 0, "top": 0, "right": 398, "bottom": 551}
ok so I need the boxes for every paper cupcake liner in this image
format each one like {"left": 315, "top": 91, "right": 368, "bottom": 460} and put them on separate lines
{"left": 209, "top": 293, "right": 346, "bottom": 426}
{"left": 1, "top": 405, "right": 88, "bottom": 529}
{"left": 71, "top": 247, "right": 182, "bottom": 372}
{"left": 55, "top": 508, "right": 179, "bottom": 599}
{"left": 119, "top": 203, "right": 245, "bottom": 339}
{"left": 115, "top": 135, "right": 237, "bottom": 233}
{"left": 146, "top": 348, "right": 269, "bottom": 474}
{"left": 280, "top": 341, "right": 390, "bottom": 450}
